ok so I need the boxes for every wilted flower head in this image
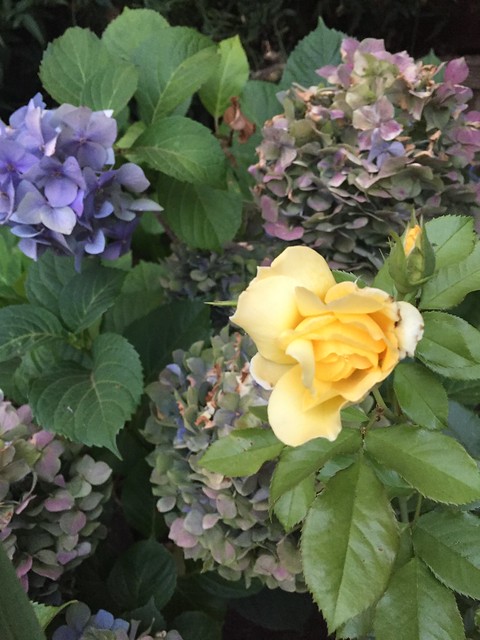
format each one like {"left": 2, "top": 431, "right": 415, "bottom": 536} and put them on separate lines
{"left": 0, "top": 394, "right": 112, "bottom": 600}
{"left": 0, "top": 94, "right": 161, "bottom": 265}
{"left": 143, "top": 328, "right": 304, "bottom": 592}
{"left": 251, "top": 38, "right": 480, "bottom": 273}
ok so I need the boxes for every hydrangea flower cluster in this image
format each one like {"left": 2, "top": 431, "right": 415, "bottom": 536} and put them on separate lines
{"left": 143, "top": 328, "right": 304, "bottom": 593}
{"left": 52, "top": 602, "right": 183, "bottom": 640}
{"left": 0, "top": 94, "right": 160, "bottom": 264}
{"left": 250, "top": 37, "right": 480, "bottom": 272}
{"left": 0, "top": 395, "right": 112, "bottom": 600}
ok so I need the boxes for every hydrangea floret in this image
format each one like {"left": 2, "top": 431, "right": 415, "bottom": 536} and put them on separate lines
{"left": 250, "top": 37, "right": 480, "bottom": 271}
{"left": 0, "top": 94, "right": 161, "bottom": 265}
{"left": 143, "top": 328, "right": 304, "bottom": 592}
{"left": 0, "top": 394, "right": 113, "bottom": 599}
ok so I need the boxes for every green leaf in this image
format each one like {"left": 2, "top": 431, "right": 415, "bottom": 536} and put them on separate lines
{"left": 413, "top": 510, "right": 480, "bottom": 599}
{"left": 336, "top": 608, "right": 374, "bottom": 639}
{"left": 447, "top": 401, "right": 480, "bottom": 458}
{"left": 280, "top": 18, "right": 344, "bottom": 89}
{"left": 173, "top": 611, "right": 222, "bottom": 640}
{"left": 425, "top": 215, "right": 475, "bottom": 269}
{"left": 420, "top": 243, "right": 480, "bottom": 309}
{"left": 393, "top": 362, "right": 448, "bottom": 430}
{"left": 241, "top": 79, "right": 283, "bottom": 127}
{"left": 0, "top": 230, "right": 28, "bottom": 304}
{"left": 107, "top": 539, "right": 176, "bottom": 611}
{"left": 0, "top": 305, "right": 65, "bottom": 362}
{"left": 416, "top": 311, "right": 480, "bottom": 380}
{"left": 273, "top": 474, "right": 315, "bottom": 531}
{"left": 158, "top": 176, "right": 242, "bottom": 250}
{"left": 127, "top": 116, "right": 226, "bottom": 188}
{"left": 132, "top": 27, "right": 217, "bottom": 122}
{"left": 59, "top": 267, "right": 125, "bottom": 332}
{"left": 32, "top": 601, "right": 73, "bottom": 631}
{"left": 126, "top": 597, "right": 165, "bottom": 634}
{"left": 0, "top": 543, "right": 46, "bottom": 640}
{"left": 365, "top": 425, "right": 480, "bottom": 504}
{"left": 30, "top": 333, "right": 143, "bottom": 452}
{"left": 270, "top": 428, "right": 362, "bottom": 504}
{"left": 199, "top": 428, "right": 284, "bottom": 476}
{"left": 25, "top": 253, "right": 76, "bottom": 316}
{"left": 302, "top": 457, "right": 398, "bottom": 631}
{"left": 122, "top": 459, "right": 165, "bottom": 538}
{"left": 199, "top": 35, "right": 249, "bottom": 119}
{"left": 125, "top": 300, "right": 211, "bottom": 382}
{"left": 102, "top": 7, "right": 169, "bottom": 60}
{"left": 373, "top": 557, "right": 465, "bottom": 640}
{"left": 80, "top": 63, "right": 138, "bottom": 114}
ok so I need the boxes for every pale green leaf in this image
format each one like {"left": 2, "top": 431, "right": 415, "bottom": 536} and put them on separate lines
{"left": 413, "top": 510, "right": 480, "bottom": 599}
{"left": 199, "top": 428, "right": 284, "bottom": 476}
{"left": 127, "top": 116, "right": 226, "bottom": 188}
{"left": 80, "top": 63, "right": 138, "bottom": 114}
{"left": 102, "top": 7, "right": 169, "bottom": 61}
{"left": 33, "top": 601, "right": 73, "bottom": 631}
{"left": 0, "top": 305, "right": 65, "bottom": 362}
{"left": 30, "top": 333, "right": 143, "bottom": 452}
{"left": 393, "top": 362, "right": 448, "bottom": 430}
{"left": 273, "top": 474, "right": 315, "bottom": 531}
{"left": 365, "top": 425, "right": 480, "bottom": 504}
{"left": 374, "top": 557, "right": 465, "bottom": 640}
{"left": 425, "top": 215, "right": 475, "bottom": 269}
{"left": 158, "top": 176, "right": 242, "bottom": 250}
{"left": 302, "top": 457, "right": 398, "bottom": 631}
{"left": 199, "top": 35, "right": 249, "bottom": 118}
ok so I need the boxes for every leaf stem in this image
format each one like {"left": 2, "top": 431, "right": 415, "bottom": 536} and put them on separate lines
{"left": 371, "top": 386, "right": 396, "bottom": 421}
{"left": 398, "top": 496, "right": 410, "bottom": 524}
{"left": 412, "top": 493, "right": 423, "bottom": 525}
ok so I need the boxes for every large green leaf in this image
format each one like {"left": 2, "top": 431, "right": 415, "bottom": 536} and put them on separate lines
{"left": 122, "top": 459, "right": 165, "bottom": 538}
{"left": 200, "top": 428, "right": 284, "bottom": 476}
{"left": 273, "top": 474, "right": 315, "bottom": 531}
{"left": 0, "top": 305, "right": 65, "bottom": 361}
{"left": 0, "top": 543, "right": 46, "bottom": 640}
{"left": 107, "top": 539, "right": 176, "bottom": 611}
{"left": 172, "top": 611, "right": 222, "bottom": 640}
{"left": 158, "top": 176, "right": 242, "bottom": 250}
{"left": 102, "top": 7, "right": 169, "bottom": 60}
{"left": 0, "top": 230, "right": 28, "bottom": 305}
{"left": 199, "top": 35, "right": 249, "bottom": 119}
{"left": 425, "top": 215, "right": 475, "bottom": 269}
{"left": 127, "top": 116, "right": 226, "bottom": 188}
{"left": 270, "top": 428, "right": 362, "bottom": 504}
{"left": 393, "top": 362, "right": 448, "bottom": 430}
{"left": 59, "top": 267, "right": 125, "bottom": 332}
{"left": 25, "top": 253, "right": 76, "bottom": 316}
{"left": 420, "top": 243, "right": 480, "bottom": 309}
{"left": 280, "top": 18, "right": 344, "bottom": 89}
{"left": 415, "top": 311, "right": 480, "bottom": 380}
{"left": 302, "top": 457, "right": 399, "bottom": 632}
{"left": 80, "top": 63, "right": 138, "bottom": 114}
{"left": 132, "top": 27, "right": 217, "bottom": 122}
{"left": 30, "top": 333, "right": 143, "bottom": 452}
{"left": 413, "top": 510, "right": 480, "bottom": 599}
{"left": 373, "top": 558, "right": 465, "bottom": 640}
{"left": 447, "top": 401, "right": 480, "bottom": 458}
{"left": 241, "top": 79, "right": 283, "bottom": 127}
{"left": 365, "top": 425, "right": 480, "bottom": 504}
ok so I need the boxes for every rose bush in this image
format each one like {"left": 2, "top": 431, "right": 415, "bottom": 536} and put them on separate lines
{"left": 231, "top": 246, "right": 424, "bottom": 446}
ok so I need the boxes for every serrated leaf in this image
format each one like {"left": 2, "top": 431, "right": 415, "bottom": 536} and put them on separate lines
{"left": 425, "top": 215, "right": 475, "bottom": 269}
{"left": 199, "top": 428, "right": 284, "bottom": 476}
{"left": 336, "top": 608, "right": 375, "bottom": 639}
{"left": 373, "top": 557, "right": 465, "bottom": 640}
{"left": 33, "top": 601, "right": 73, "bottom": 631}
{"left": 302, "top": 457, "right": 398, "bottom": 632}
{"left": 107, "top": 539, "right": 176, "bottom": 611}
{"left": 157, "top": 176, "right": 242, "bottom": 250}
{"left": 420, "top": 243, "right": 480, "bottom": 309}
{"left": 413, "top": 510, "right": 480, "bottom": 599}
{"left": 415, "top": 311, "right": 480, "bottom": 380}
{"left": 102, "top": 7, "right": 169, "bottom": 61}
{"left": 25, "top": 253, "right": 76, "bottom": 315}
{"left": 241, "top": 79, "right": 283, "bottom": 127}
{"left": 365, "top": 425, "right": 480, "bottom": 504}
{"left": 270, "top": 428, "right": 362, "bottom": 504}
{"left": 125, "top": 300, "right": 211, "bottom": 382}
{"left": 39, "top": 27, "right": 110, "bottom": 106}
{"left": 127, "top": 116, "right": 226, "bottom": 188}
{"left": 393, "top": 362, "right": 448, "bottom": 430}
{"left": 447, "top": 401, "right": 480, "bottom": 458}
{"left": 280, "top": 18, "right": 344, "bottom": 88}
{"left": 30, "top": 333, "right": 143, "bottom": 452}
{"left": 273, "top": 474, "right": 315, "bottom": 531}
{"left": 59, "top": 267, "right": 125, "bottom": 332}
{"left": 0, "top": 305, "right": 65, "bottom": 361}
{"left": 199, "top": 35, "right": 249, "bottom": 119}
{"left": 0, "top": 543, "right": 46, "bottom": 640}
{"left": 132, "top": 28, "right": 217, "bottom": 122}
{"left": 80, "top": 62, "right": 138, "bottom": 114}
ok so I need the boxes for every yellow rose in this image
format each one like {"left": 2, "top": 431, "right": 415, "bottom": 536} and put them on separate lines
{"left": 230, "top": 247, "right": 424, "bottom": 447}
{"left": 403, "top": 224, "right": 422, "bottom": 256}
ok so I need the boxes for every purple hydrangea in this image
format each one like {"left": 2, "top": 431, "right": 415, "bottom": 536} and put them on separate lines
{"left": 0, "top": 94, "right": 161, "bottom": 265}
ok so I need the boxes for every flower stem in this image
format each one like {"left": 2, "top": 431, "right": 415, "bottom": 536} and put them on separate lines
{"left": 371, "top": 386, "right": 396, "bottom": 421}
{"left": 398, "top": 496, "right": 410, "bottom": 524}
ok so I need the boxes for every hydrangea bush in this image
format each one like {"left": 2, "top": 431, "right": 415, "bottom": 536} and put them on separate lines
{"left": 250, "top": 37, "right": 480, "bottom": 271}
{"left": 0, "top": 395, "right": 112, "bottom": 600}
{"left": 144, "top": 328, "right": 304, "bottom": 592}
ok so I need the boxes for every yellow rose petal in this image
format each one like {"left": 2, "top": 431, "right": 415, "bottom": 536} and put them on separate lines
{"left": 285, "top": 338, "right": 315, "bottom": 389}
{"left": 250, "top": 353, "right": 293, "bottom": 390}
{"left": 268, "top": 366, "right": 346, "bottom": 446}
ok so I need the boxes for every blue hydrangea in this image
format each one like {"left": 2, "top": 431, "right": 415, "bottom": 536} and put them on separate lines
{"left": 0, "top": 94, "right": 161, "bottom": 265}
